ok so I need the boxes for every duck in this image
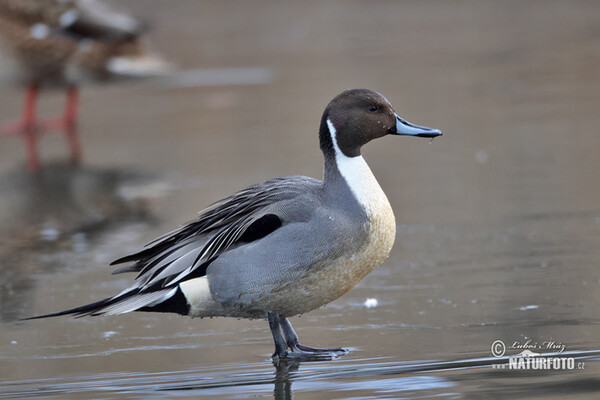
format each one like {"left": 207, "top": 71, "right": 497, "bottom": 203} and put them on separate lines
{"left": 24, "top": 89, "right": 442, "bottom": 360}
{"left": 0, "top": 0, "right": 170, "bottom": 171}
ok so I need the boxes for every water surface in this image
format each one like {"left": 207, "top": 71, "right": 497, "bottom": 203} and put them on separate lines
{"left": 1, "top": 1, "right": 599, "bottom": 398}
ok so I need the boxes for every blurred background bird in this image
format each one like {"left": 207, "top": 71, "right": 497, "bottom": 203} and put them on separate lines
{"left": 0, "top": 0, "right": 171, "bottom": 171}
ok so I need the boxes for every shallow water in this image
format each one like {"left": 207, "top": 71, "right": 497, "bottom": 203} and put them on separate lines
{"left": 1, "top": 1, "right": 600, "bottom": 398}
{"left": 2, "top": 351, "right": 599, "bottom": 399}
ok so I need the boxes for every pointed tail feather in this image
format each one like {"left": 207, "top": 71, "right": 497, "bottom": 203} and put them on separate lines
{"left": 20, "top": 297, "right": 113, "bottom": 320}
{"left": 20, "top": 287, "right": 178, "bottom": 320}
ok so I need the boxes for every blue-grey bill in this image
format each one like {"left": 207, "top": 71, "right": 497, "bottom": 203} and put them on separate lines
{"left": 392, "top": 115, "right": 442, "bottom": 138}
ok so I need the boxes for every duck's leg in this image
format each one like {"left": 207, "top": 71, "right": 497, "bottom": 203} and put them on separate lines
{"left": 63, "top": 87, "right": 81, "bottom": 165}
{"left": 268, "top": 313, "right": 347, "bottom": 360}
{"left": 1, "top": 84, "right": 41, "bottom": 171}
{"left": 268, "top": 313, "right": 288, "bottom": 358}
{"left": 24, "top": 85, "right": 40, "bottom": 171}
{"left": 279, "top": 317, "right": 347, "bottom": 357}
{"left": 42, "top": 86, "right": 82, "bottom": 165}
{"left": 2, "top": 84, "right": 82, "bottom": 170}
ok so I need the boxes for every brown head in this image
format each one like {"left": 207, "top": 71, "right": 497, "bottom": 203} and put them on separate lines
{"left": 319, "top": 89, "right": 442, "bottom": 158}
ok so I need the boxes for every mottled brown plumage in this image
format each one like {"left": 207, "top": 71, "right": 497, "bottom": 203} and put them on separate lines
{"left": 0, "top": 0, "right": 158, "bottom": 86}
{"left": 0, "top": 0, "right": 169, "bottom": 170}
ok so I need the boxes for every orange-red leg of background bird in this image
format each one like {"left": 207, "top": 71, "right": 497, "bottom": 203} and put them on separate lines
{"left": 2, "top": 85, "right": 83, "bottom": 170}
{"left": 39, "top": 86, "right": 82, "bottom": 166}
{"left": 64, "top": 87, "right": 81, "bottom": 165}
{"left": 1, "top": 84, "right": 44, "bottom": 171}
{"left": 24, "top": 85, "right": 40, "bottom": 171}
{"left": 0, "top": 84, "right": 39, "bottom": 137}
{"left": 1, "top": 84, "right": 41, "bottom": 170}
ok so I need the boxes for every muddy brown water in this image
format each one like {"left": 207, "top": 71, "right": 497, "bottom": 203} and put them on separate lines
{"left": 1, "top": 1, "right": 599, "bottom": 399}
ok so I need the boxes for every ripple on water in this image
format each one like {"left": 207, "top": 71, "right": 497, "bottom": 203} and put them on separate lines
{"left": 1, "top": 351, "right": 598, "bottom": 399}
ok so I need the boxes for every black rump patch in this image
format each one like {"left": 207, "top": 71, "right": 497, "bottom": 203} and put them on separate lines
{"left": 239, "top": 214, "right": 282, "bottom": 243}
{"left": 138, "top": 286, "right": 190, "bottom": 315}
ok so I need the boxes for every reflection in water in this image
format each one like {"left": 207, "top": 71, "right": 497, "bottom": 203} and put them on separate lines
{"left": 0, "top": 163, "right": 157, "bottom": 322}
{"left": 1, "top": 351, "right": 598, "bottom": 399}
{"left": 273, "top": 361, "right": 295, "bottom": 400}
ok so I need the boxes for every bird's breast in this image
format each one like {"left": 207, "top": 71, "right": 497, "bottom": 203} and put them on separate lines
{"left": 266, "top": 190, "right": 396, "bottom": 317}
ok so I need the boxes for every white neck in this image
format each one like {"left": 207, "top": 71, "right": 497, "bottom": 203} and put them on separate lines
{"left": 326, "top": 119, "right": 386, "bottom": 212}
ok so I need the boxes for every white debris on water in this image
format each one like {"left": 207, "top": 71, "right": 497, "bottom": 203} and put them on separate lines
{"left": 519, "top": 305, "right": 539, "bottom": 311}
{"left": 440, "top": 298, "right": 457, "bottom": 308}
{"left": 364, "top": 298, "right": 378, "bottom": 308}
{"left": 117, "top": 180, "right": 172, "bottom": 201}
{"left": 103, "top": 331, "right": 118, "bottom": 339}
{"left": 476, "top": 150, "right": 488, "bottom": 164}
{"left": 39, "top": 221, "right": 60, "bottom": 241}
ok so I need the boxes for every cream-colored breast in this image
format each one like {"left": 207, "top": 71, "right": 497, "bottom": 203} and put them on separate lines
{"left": 295, "top": 187, "right": 396, "bottom": 313}
{"left": 262, "top": 147, "right": 396, "bottom": 317}
{"left": 329, "top": 137, "right": 397, "bottom": 280}
{"left": 330, "top": 150, "right": 397, "bottom": 286}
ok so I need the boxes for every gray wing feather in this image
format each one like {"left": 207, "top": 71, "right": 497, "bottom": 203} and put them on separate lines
{"left": 111, "top": 176, "right": 322, "bottom": 292}
{"left": 206, "top": 204, "right": 367, "bottom": 308}
{"left": 139, "top": 242, "right": 205, "bottom": 289}
{"left": 99, "top": 288, "right": 176, "bottom": 315}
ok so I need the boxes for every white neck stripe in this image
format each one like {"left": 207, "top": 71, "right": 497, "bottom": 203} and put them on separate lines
{"left": 326, "top": 118, "right": 343, "bottom": 156}
{"left": 326, "top": 118, "right": 384, "bottom": 213}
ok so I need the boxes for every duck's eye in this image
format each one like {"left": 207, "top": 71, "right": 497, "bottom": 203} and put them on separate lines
{"left": 369, "top": 105, "right": 378, "bottom": 112}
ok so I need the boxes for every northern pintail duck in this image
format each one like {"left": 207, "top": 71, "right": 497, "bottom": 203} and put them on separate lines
{"left": 25, "top": 89, "right": 442, "bottom": 360}
{"left": 0, "top": 0, "right": 169, "bottom": 170}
